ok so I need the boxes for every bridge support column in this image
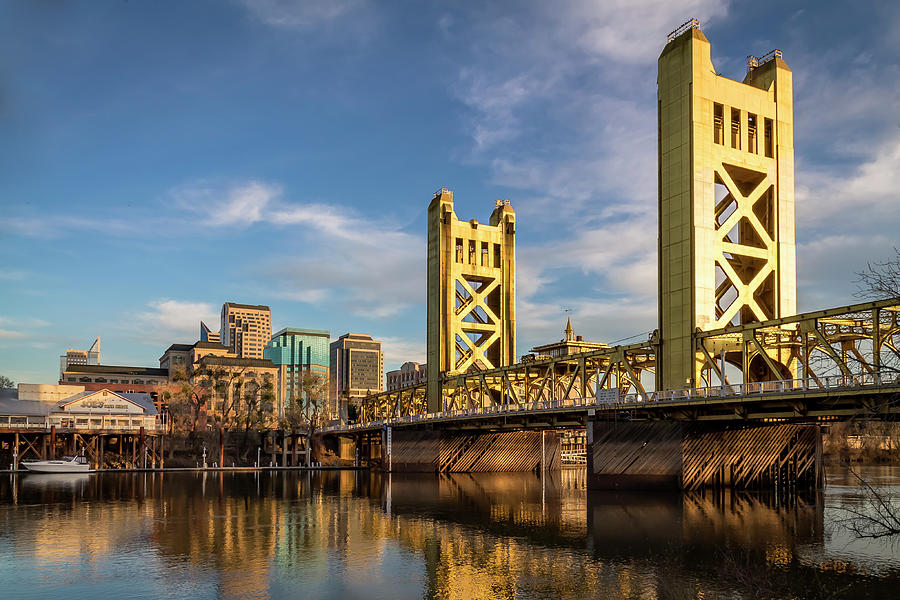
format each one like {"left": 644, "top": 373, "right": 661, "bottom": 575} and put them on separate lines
{"left": 587, "top": 420, "right": 823, "bottom": 491}
{"left": 383, "top": 429, "right": 560, "bottom": 473}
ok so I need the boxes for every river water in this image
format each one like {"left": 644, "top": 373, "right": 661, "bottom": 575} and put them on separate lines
{"left": 0, "top": 466, "right": 898, "bottom": 599}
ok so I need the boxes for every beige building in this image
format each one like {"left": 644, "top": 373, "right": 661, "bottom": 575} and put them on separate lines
{"left": 329, "top": 333, "right": 384, "bottom": 420}
{"left": 159, "top": 340, "right": 286, "bottom": 424}
{"left": 528, "top": 318, "right": 609, "bottom": 360}
{"left": 658, "top": 21, "right": 796, "bottom": 388}
{"left": 59, "top": 336, "right": 100, "bottom": 378}
{"left": 386, "top": 361, "right": 427, "bottom": 391}
{"left": 220, "top": 302, "right": 271, "bottom": 359}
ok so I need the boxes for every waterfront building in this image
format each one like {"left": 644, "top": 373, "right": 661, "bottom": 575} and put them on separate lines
{"left": 200, "top": 321, "right": 220, "bottom": 343}
{"left": 264, "top": 328, "right": 330, "bottom": 411}
{"left": 329, "top": 333, "right": 384, "bottom": 420}
{"left": 386, "top": 361, "right": 427, "bottom": 391}
{"left": 527, "top": 317, "right": 609, "bottom": 360}
{"left": 59, "top": 363, "right": 174, "bottom": 412}
{"left": 59, "top": 336, "right": 100, "bottom": 378}
{"left": 220, "top": 302, "right": 271, "bottom": 359}
{"left": 0, "top": 384, "right": 159, "bottom": 429}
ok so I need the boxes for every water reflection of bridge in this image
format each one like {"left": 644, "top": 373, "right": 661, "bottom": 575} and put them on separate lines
{"left": 3, "top": 471, "right": 897, "bottom": 598}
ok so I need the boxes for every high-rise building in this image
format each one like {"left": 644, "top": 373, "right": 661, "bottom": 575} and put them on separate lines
{"left": 59, "top": 336, "right": 100, "bottom": 378}
{"left": 329, "top": 333, "right": 384, "bottom": 420}
{"left": 264, "top": 328, "right": 330, "bottom": 409}
{"left": 200, "top": 321, "right": 220, "bottom": 343}
{"left": 220, "top": 302, "right": 271, "bottom": 359}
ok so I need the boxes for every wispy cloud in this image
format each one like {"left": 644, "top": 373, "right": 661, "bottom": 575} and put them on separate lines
{"left": 173, "top": 179, "right": 425, "bottom": 318}
{"left": 0, "top": 329, "right": 26, "bottom": 340}
{"left": 0, "top": 269, "right": 29, "bottom": 281}
{"left": 380, "top": 336, "right": 426, "bottom": 370}
{"left": 134, "top": 299, "right": 219, "bottom": 345}
{"left": 238, "top": 0, "right": 366, "bottom": 29}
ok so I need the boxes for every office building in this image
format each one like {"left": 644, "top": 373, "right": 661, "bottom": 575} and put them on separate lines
{"left": 264, "top": 328, "right": 330, "bottom": 410}
{"left": 59, "top": 336, "right": 100, "bottom": 378}
{"left": 200, "top": 321, "right": 220, "bottom": 343}
{"left": 386, "top": 361, "right": 427, "bottom": 391}
{"left": 329, "top": 333, "right": 384, "bottom": 420}
{"left": 220, "top": 302, "right": 271, "bottom": 359}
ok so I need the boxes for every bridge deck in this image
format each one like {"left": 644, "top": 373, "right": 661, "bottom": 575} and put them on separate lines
{"left": 329, "top": 372, "right": 900, "bottom": 434}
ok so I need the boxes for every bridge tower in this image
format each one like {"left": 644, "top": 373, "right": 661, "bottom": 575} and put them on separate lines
{"left": 426, "top": 189, "right": 516, "bottom": 412}
{"left": 657, "top": 20, "right": 796, "bottom": 389}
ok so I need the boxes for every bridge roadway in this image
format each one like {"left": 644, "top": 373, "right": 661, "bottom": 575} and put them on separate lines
{"left": 327, "top": 371, "right": 900, "bottom": 435}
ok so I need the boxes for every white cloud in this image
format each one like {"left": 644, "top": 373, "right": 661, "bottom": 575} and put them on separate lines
{"left": 172, "top": 179, "right": 426, "bottom": 318}
{"left": 0, "top": 269, "right": 28, "bottom": 281}
{"left": 797, "top": 135, "right": 900, "bottom": 227}
{"left": 172, "top": 180, "right": 282, "bottom": 227}
{"left": 239, "top": 0, "right": 364, "bottom": 29}
{"left": 380, "top": 336, "right": 426, "bottom": 371}
{"left": 0, "top": 317, "right": 50, "bottom": 328}
{"left": 135, "top": 299, "right": 219, "bottom": 345}
{"left": 0, "top": 329, "right": 26, "bottom": 340}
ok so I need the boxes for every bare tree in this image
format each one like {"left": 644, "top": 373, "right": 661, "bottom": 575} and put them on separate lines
{"left": 855, "top": 247, "right": 900, "bottom": 300}
{"left": 834, "top": 468, "right": 900, "bottom": 539}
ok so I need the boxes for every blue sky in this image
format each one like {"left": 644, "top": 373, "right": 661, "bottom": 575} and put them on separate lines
{"left": 2, "top": 0, "right": 899, "bottom": 384}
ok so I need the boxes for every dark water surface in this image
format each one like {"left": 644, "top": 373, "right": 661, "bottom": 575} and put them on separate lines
{"left": 1, "top": 467, "right": 898, "bottom": 599}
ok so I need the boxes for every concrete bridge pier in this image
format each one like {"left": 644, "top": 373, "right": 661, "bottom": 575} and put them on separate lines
{"left": 381, "top": 428, "right": 560, "bottom": 473}
{"left": 586, "top": 419, "right": 823, "bottom": 491}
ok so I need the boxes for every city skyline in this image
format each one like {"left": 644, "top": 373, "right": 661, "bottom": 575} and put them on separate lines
{"left": 2, "top": 1, "right": 899, "bottom": 385}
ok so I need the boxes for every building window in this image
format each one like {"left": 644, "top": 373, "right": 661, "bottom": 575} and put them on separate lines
{"left": 730, "top": 108, "right": 741, "bottom": 149}
{"left": 713, "top": 103, "right": 724, "bottom": 145}
{"left": 764, "top": 118, "right": 774, "bottom": 158}
{"left": 747, "top": 113, "right": 758, "bottom": 154}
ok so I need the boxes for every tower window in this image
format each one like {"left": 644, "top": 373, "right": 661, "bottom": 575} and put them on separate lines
{"left": 713, "top": 103, "right": 724, "bottom": 145}
{"left": 730, "top": 108, "right": 741, "bottom": 149}
{"left": 747, "top": 113, "right": 758, "bottom": 154}
{"left": 764, "top": 118, "right": 774, "bottom": 158}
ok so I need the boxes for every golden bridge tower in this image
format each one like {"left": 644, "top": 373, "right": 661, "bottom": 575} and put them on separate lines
{"left": 426, "top": 189, "right": 517, "bottom": 412}
{"left": 657, "top": 20, "right": 796, "bottom": 389}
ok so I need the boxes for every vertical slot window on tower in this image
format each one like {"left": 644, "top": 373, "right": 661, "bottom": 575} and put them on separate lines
{"left": 747, "top": 113, "right": 758, "bottom": 154}
{"left": 493, "top": 243, "right": 501, "bottom": 268}
{"left": 764, "top": 118, "right": 774, "bottom": 157}
{"left": 455, "top": 238, "right": 463, "bottom": 263}
{"left": 730, "top": 108, "right": 741, "bottom": 149}
{"left": 713, "top": 103, "right": 724, "bottom": 145}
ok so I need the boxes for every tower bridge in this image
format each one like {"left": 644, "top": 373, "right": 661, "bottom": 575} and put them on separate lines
{"left": 325, "top": 20, "right": 900, "bottom": 490}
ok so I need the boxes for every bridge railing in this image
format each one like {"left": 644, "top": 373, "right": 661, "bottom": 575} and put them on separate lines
{"left": 0, "top": 414, "right": 163, "bottom": 432}
{"left": 323, "top": 370, "right": 898, "bottom": 433}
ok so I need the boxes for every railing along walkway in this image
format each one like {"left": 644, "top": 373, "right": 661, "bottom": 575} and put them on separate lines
{"left": 0, "top": 414, "right": 163, "bottom": 433}
{"left": 326, "top": 371, "right": 899, "bottom": 433}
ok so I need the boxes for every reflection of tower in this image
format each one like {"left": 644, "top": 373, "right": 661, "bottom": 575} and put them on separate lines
{"left": 426, "top": 189, "right": 516, "bottom": 412}
{"left": 657, "top": 20, "right": 796, "bottom": 388}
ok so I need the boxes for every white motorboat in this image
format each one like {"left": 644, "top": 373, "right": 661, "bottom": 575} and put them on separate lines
{"left": 22, "top": 455, "right": 91, "bottom": 473}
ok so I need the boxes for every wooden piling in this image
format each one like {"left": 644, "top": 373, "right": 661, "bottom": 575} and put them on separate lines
{"left": 218, "top": 426, "right": 225, "bottom": 467}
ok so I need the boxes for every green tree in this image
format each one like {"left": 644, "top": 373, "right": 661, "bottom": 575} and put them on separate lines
{"left": 0, "top": 375, "right": 14, "bottom": 388}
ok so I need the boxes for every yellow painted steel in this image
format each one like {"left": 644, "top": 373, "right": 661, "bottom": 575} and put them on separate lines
{"left": 426, "top": 189, "right": 516, "bottom": 412}
{"left": 658, "top": 23, "right": 796, "bottom": 389}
